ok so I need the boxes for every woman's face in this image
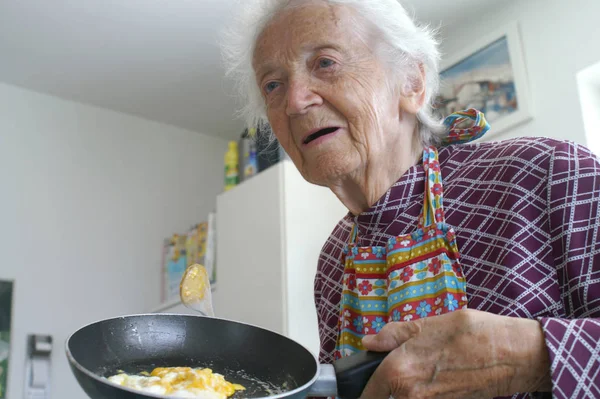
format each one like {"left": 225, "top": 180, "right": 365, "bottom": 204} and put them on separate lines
{"left": 253, "top": 2, "right": 419, "bottom": 186}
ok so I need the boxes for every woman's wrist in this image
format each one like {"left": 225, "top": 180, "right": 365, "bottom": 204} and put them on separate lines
{"left": 507, "top": 317, "right": 552, "bottom": 393}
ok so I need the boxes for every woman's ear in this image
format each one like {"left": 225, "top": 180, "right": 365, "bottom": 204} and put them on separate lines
{"left": 399, "top": 63, "right": 426, "bottom": 115}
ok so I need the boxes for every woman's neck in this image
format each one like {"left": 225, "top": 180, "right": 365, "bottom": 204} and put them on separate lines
{"left": 329, "top": 130, "right": 424, "bottom": 216}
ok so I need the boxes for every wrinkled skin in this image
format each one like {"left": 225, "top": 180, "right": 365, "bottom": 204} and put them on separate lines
{"left": 361, "top": 309, "right": 552, "bottom": 399}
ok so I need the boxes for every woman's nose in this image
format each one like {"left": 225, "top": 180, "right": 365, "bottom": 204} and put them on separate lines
{"left": 286, "top": 79, "right": 323, "bottom": 116}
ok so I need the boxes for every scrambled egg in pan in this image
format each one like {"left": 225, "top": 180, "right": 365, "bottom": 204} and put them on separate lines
{"left": 108, "top": 367, "right": 245, "bottom": 398}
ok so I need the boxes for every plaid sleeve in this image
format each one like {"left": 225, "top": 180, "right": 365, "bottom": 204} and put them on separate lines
{"left": 541, "top": 140, "right": 600, "bottom": 398}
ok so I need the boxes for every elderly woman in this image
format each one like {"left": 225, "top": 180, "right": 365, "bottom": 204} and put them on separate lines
{"left": 222, "top": 1, "right": 600, "bottom": 398}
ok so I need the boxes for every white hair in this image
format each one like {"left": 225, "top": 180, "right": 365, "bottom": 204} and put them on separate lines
{"left": 221, "top": 0, "right": 446, "bottom": 146}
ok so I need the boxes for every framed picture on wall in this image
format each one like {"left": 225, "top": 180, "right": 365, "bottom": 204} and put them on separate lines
{"left": 0, "top": 280, "right": 13, "bottom": 399}
{"left": 436, "top": 22, "right": 532, "bottom": 138}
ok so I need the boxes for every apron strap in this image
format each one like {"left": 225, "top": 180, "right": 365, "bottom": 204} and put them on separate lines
{"left": 419, "top": 109, "right": 490, "bottom": 228}
{"left": 419, "top": 146, "right": 443, "bottom": 228}
{"left": 348, "top": 223, "right": 359, "bottom": 245}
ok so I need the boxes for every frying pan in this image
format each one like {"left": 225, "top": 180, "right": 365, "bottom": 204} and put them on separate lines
{"left": 66, "top": 314, "right": 387, "bottom": 399}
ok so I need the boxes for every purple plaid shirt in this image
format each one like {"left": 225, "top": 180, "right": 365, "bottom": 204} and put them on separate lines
{"left": 315, "top": 137, "right": 600, "bottom": 398}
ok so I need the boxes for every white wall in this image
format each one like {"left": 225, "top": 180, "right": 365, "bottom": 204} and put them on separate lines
{"left": 578, "top": 63, "right": 600, "bottom": 155}
{"left": 0, "top": 82, "right": 228, "bottom": 398}
{"left": 439, "top": 0, "right": 600, "bottom": 144}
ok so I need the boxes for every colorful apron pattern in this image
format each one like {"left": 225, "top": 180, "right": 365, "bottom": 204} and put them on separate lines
{"left": 335, "top": 109, "right": 490, "bottom": 358}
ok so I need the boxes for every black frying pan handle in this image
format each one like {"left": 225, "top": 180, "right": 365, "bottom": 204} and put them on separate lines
{"left": 333, "top": 351, "right": 389, "bottom": 399}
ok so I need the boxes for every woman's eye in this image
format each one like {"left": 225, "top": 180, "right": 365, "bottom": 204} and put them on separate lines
{"left": 318, "top": 58, "right": 335, "bottom": 69}
{"left": 264, "top": 81, "right": 280, "bottom": 94}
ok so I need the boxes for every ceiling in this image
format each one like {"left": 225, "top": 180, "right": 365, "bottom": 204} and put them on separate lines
{"left": 0, "top": 0, "right": 503, "bottom": 140}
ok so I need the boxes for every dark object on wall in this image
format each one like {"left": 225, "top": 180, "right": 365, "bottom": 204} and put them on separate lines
{"left": 0, "top": 280, "right": 14, "bottom": 399}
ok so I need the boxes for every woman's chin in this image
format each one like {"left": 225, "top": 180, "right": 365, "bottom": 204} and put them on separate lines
{"left": 300, "top": 150, "right": 359, "bottom": 187}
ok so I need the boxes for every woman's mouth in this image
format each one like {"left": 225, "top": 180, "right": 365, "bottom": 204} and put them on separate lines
{"left": 303, "top": 127, "right": 340, "bottom": 145}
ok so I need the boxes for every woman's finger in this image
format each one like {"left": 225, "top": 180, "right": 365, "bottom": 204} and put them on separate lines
{"left": 362, "top": 320, "right": 422, "bottom": 352}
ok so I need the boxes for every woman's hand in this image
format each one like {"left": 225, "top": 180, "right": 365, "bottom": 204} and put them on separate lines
{"left": 360, "top": 309, "right": 552, "bottom": 399}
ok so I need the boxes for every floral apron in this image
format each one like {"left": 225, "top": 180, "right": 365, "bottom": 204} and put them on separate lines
{"left": 335, "top": 109, "right": 490, "bottom": 358}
